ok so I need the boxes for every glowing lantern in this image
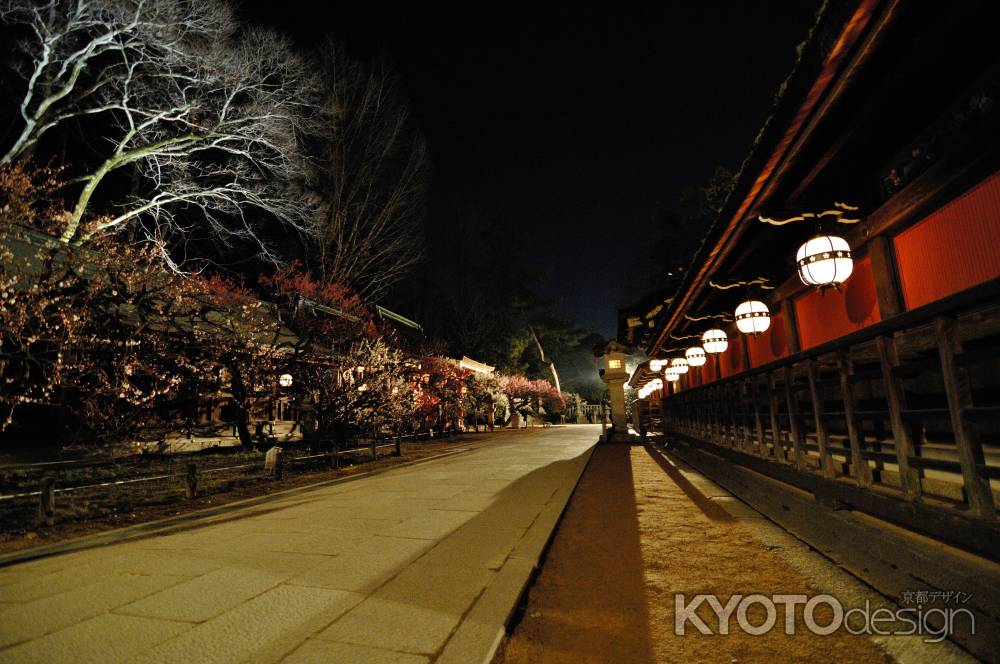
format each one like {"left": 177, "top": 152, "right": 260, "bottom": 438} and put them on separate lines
{"left": 649, "top": 359, "right": 665, "bottom": 371}
{"left": 702, "top": 328, "right": 729, "bottom": 354}
{"left": 735, "top": 300, "right": 771, "bottom": 335}
{"left": 685, "top": 346, "right": 706, "bottom": 367}
{"left": 796, "top": 235, "right": 853, "bottom": 287}
{"left": 670, "top": 357, "right": 689, "bottom": 374}
{"left": 278, "top": 373, "right": 293, "bottom": 388}
{"left": 664, "top": 370, "right": 681, "bottom": 382}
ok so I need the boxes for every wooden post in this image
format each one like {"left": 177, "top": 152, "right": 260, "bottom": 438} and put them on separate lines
{"left": 875, "top": 335, "right": 922, "bottom": 501}
{"left": 935, "top": 317, "right": 995, "bottom": 518}
{"left": 38, "top": 476, "right": 55, "bottom": 526}
{"left": 782, "top": 365, "right": 805, "bottom": 469}
{"left": 185, "top": 463, "right": 198, "bottom": 499}
{"left": 767, "top": 372, "right": 785, "bottom": 462}
{"left": 868, "top": 235, "right": 905, "bottom": 319}
{"left": 733, "top": 382, "right": 746, "bottom": 451}
{"left": 837, "top": 350, "right": 872, "bottom": 487}
{"left": 750, "top": 376, "right": 766, "bottom": 457}
{"left": 806, "top": 360, "right": 835, "bottom": 478}
{"left": 265, "top": 446, "right": 284, "bottom": 479}
{"left": 371, "top": 433, "right": 377, "bottom": 461}
{"left": 395, "top": 430, "right": 402, "bottom": 456}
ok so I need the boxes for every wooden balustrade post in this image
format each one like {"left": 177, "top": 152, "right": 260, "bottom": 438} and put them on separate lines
{"left": 737, "top": 381, "right": 750, "bottom": 451}
{"left": 875, "top": 335, "right": 922, "bottom": 501}
{"left": 806, "top": 360, "right": 835, "bottom": 478}
{"left": 935, "top": 317, "right": 995, "bottom": 518}
{"left": 837, "top": 350, "right": 872, "bottom": 487}
{"left": 782, "top": 366, "right": 805, "bottom": 470}
{"left": 767, "top": 372, "right": 785, "bottom": 462}
{"left": 750, "top": 376, "right": 766, "bottom": 457}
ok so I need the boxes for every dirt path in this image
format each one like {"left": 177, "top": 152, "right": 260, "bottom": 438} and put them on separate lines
{"left": 500, "top": 443, "right": 889, "bottom": 663}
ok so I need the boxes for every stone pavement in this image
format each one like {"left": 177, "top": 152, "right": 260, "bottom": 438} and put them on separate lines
{"left": 0, "top": 425, "right": 598, "bottom": 664}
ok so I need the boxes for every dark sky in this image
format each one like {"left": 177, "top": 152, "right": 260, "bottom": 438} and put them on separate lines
{"left": 242, "top": 2, "right": 820, "bottom": 337}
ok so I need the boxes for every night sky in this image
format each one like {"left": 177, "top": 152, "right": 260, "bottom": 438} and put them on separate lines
{"left": 242, "top": 2, "right": 820, "bottom": 337}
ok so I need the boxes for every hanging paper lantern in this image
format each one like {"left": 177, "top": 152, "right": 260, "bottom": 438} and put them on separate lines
{"left": 702, "top": 328, "right": 729, "bottom": 354}
{"left": 670, "top": 357, "right": 689, "bottom": 374}
{"left": 664, "top": 370, "right": 681, "bottom": 382}
{"left": 735, "top": 300, "right": 771, "bottom": 335}
{"left": 649, "top": 359, "right": 665, "bottom": 372}
{"left": 796, "top": 235, "right": 853, "bottom": 287}
{"left": 685, "top": 346, "right": 707, "bottom": 367}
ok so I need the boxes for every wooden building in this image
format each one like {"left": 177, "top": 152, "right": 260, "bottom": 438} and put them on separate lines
{"left": 626, "top": 1, "right": 1000, "bottom": 657}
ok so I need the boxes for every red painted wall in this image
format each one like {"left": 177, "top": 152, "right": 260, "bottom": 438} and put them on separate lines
{"left": 718, "top": 334, "right": 747, "bottom": 377}
{"left": 746, "top": 309, "right": 790, "bottom": 367}
{"left": 794, "top": 256, "right": 881, "bottom": 350}
{"left": 894, "top": 170, "right": 1000, "bottom": 310}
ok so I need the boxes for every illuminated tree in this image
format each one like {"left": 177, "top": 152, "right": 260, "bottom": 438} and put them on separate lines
{"left": 1, "top": 0, "right": 316, "bottom": 265}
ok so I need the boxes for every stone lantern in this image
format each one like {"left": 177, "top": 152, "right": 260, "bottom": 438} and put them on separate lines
{"left": 594, "top": 339, "right": 634, "bottom": 442}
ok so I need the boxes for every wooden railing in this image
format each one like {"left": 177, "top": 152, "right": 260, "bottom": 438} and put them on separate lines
{"left": 658, "top": 278, "right": 1000, "bottom": 559}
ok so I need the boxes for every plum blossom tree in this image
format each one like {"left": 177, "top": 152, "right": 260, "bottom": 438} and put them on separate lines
{"left": 498, "top": 374, "right": 564, "bottom": 426}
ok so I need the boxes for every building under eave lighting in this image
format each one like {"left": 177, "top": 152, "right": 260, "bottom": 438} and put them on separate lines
{"left": 622, "top": 2, "right": 1000, "bottom": 658}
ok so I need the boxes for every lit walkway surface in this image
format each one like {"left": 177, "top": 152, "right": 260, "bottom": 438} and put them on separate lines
{"left": 0, "top": 426, "right": 598, "bottom": 663}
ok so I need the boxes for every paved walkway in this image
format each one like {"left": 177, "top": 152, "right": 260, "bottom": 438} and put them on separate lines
{"left": 0, "top": 426, "right": 598, "bottom": 664}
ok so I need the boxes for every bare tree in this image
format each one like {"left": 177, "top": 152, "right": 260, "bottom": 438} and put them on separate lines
{"left": 307, "top": 43, "right": 429, "bottom": 300}
{"left": 528, "top": 324, "right": 561, "bottom": 394}
{"left": 1, "top": 0, "right": 316, "bottom": 265}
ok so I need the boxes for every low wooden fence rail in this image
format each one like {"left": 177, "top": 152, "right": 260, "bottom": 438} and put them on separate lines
{"left": 0, "top": 435, "right": 407, "bottom": 532}
{"left": 658, "top": 278, "right": 1000, "bottom": 560}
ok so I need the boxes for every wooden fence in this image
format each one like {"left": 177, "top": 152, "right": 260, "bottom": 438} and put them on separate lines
{"left": 0, "top": 434, "right": 411, "bottom": 532}
{"left": 656, "top": 278, "right": 1000, "bottom": 560}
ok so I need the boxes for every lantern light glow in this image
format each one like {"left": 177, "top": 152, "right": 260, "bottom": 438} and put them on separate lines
{"left": 735, "top": 300, "right": 771, "bottom": 335}
{"left": 685, "top": 346, "right": 707, "bottom": 366}
{"left": 796, "top": 235, "right": 853, "bottom": 287}
{"left": 669, "top": 357, "right": 689, "bottom": 374}
{"left": 701, "top": 328, "right": 729, "bottom": 354}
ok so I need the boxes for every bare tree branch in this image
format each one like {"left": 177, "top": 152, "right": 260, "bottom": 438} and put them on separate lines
{"left": 1, "top": 0, "right": 318, "bottom": 265}
{"left": 306, "top": 43, "right": 429, "bottom": 300}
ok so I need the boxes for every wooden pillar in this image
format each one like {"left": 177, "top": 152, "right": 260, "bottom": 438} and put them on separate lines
{"left": 837, "top": 350, "right": 872, "bottom": 487}
{"left": 875, "top": 335, "right": 922, "bottom": 501}
{"left": 782, "top": 365, "right": 805, "bottom": 469}
{"left": 935, "top": 317, "right": 995, "bottom": 518}
{"left": 740, "top": 333, "right": 752, "bottom": 371}
{"left": 868, "top": 235, "right": 905, "bottom": 319}
{"left": 806, "top": 360, "right": 835, "bottom": 478}
{"left": 780, "top": 299, "right": 801, "bottom": 354}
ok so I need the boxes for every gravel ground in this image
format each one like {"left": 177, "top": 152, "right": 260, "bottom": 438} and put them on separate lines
{"left": 499, "top": 443, "right": 891, "bottom": 663}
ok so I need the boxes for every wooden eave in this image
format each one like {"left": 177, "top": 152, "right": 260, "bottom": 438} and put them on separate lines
{"left": 647, "top": 0, "right": 898, "bottom": 357}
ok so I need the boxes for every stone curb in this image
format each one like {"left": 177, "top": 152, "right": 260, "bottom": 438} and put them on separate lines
{"left": 436, "top": 442, "right": 598, "bottom": 664}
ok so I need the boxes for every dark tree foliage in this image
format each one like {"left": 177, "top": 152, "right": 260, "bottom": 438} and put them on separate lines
{"left": 402, "top": 203, "right": 604, "bottom": 401}
{"left": 632, "top": 165, "right": 736, "bottom": 296}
